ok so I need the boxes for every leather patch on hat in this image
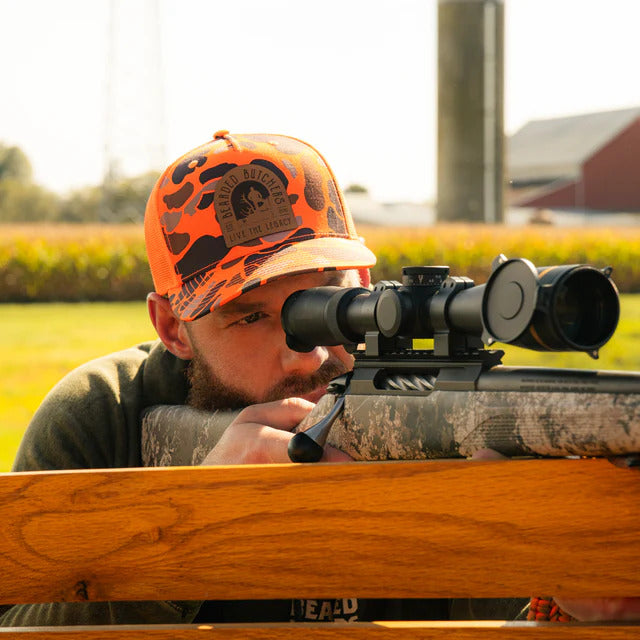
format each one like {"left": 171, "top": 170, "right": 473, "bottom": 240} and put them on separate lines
{"left": 214, "top": 164, "right": 297, "bottom": 247}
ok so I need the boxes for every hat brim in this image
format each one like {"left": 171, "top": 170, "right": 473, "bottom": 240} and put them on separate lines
{"left": 168, "top": 237, "right": 376, "bottom": 321}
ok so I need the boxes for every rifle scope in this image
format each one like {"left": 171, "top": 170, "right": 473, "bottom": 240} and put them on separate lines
{"left": 281, "top": 257, "right": 620, "bottom": 358}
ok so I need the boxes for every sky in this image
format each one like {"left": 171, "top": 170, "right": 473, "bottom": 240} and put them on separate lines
{"left": 1, "top": 0, "right": 640, "bottom": 203}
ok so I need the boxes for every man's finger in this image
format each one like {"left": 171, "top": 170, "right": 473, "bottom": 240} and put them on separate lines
{"left": 235, "top": 397, "right": 316, "bottom": 432}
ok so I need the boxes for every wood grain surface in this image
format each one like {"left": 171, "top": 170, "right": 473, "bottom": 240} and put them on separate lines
{"left": 1, "top": 459, "right": 639, "bottom": 605}
{"left": 1, "top": 621, "right": 640, "bottom": 639}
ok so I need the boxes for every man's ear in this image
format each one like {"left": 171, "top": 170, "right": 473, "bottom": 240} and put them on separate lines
{"left": 147, "top": 293, "right": 194, "bottom": 360}
{"left": 357, "top": 268, "right": 371, "bottom": 289}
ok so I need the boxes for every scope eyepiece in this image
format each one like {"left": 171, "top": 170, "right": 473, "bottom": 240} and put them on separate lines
{"left": 281, "top": 286, "right": 374, "bottom": 352}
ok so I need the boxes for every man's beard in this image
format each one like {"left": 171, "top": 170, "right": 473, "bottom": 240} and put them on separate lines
{"left": 186, "top": 351, "right": 350, "bottom": 411}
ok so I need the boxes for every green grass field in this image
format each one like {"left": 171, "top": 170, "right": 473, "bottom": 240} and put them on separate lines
{"left": 1, "top": 297, "right": 639, "bottom": 471}
{"left": 0, "top": 302, "right": 155, "bottom": 471}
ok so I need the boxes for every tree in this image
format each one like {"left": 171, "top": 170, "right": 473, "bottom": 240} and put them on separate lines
{"left": 0, "top": 179, "right": 61, "bottom": 222}
{"left": 55, "top": 171, "right": 160, "bottom": 223}
{"left": 0, "top": 139, "right": 161, "bottom": 223}
{"left": 56, "top": 185, "right": 103, "bottom": 223}
{"left": 344, "top": 183, "right": 369, "bottom": 194}
{"left": 0, "top": 143, "right": 33, "bottom": 183}
{"left": 97, "top": 171, "right": 160, "bottom": 223}
{"left": 0, "top": 142, "right": 60, "bottom": 222}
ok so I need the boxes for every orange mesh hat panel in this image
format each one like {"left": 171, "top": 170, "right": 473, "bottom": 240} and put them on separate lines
{"left": 145, "top": 131, "right": 376, "bottom": 321}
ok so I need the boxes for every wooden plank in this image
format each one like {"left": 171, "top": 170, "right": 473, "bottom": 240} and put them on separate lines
{"left": 1, "top": 621, "right": 640, "bottom": 639}
{"left": 1, "top": 459, "right": 639, "bottom": 604}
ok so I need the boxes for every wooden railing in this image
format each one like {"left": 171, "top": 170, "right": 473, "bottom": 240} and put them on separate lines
{"left": 1, "top": 458, "right": 639, "bottom": 637}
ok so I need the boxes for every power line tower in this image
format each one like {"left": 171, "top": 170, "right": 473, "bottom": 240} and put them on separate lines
{"left": 102, "top": 0, "right": 166, "bottom": 221}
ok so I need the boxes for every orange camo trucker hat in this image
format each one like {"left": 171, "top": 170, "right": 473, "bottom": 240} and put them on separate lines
{"left": 144, "top": 130, "right": 376, "bottom": 321}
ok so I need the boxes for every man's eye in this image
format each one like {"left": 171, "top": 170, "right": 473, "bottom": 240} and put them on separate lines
{"left": 236, "top": 311, "right": 267, "bottom": 326}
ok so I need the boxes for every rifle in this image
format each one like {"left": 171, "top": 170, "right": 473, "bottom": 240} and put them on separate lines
{"left": 283, "top": 255, "right": 640, "bottom": 462}
{"left": 141, "top": 256, "right": 640, "bottom": 467}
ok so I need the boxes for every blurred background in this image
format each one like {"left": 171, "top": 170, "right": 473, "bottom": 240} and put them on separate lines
{"left": 2, "top": 0, "right": 640, "bottom": 224}
{"left": 1, "top": 0, "right": 640, "bottom": 469}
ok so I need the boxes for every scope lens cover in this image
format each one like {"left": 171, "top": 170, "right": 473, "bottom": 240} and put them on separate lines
{"left": 482, "top": 259, "right": 538, "bottom": 343}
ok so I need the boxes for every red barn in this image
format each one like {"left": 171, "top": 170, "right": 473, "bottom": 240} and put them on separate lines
{"left": 508, "top": 107, "right": 640, "bottom": 211}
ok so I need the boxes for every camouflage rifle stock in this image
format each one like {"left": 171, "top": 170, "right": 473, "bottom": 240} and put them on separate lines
{"left": 141, "top": 364, "right": 640, "bottom": 466}
{"left": 292, "top": 362, "right": 640, "bottom": 461}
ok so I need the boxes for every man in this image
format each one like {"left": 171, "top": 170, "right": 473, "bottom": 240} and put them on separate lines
{"left": 1, "top": 131, "right": 634, "bottom": 625}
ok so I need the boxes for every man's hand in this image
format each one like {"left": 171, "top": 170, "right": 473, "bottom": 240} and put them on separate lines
{"left": 551, "top": 598, "right": 640, "bottom": 622}
{"left": 200, "top": 398, "right": 352, "bottom": 465}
